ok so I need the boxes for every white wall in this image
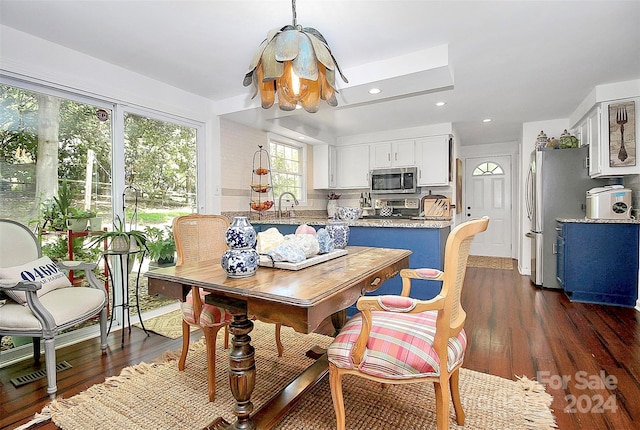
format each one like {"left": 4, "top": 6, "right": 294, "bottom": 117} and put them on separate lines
{"left": 0, "top": 25, "right": 222, "bottom": 213}
{"left": 569, "top": 80, "right": 640, "bottom": 128}
{"left": 337, "top": 123, "right": 453, "bottom": 146}
{"left": 220, "top": 119, "right": 328, "bottom": 214}
{"left": 220, "top": 119, "right": 268, "bottom": 212}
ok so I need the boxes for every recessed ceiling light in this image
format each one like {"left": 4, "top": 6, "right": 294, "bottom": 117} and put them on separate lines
{"left": 368, "top": 88, "right": 381, "bottom": 95}
{"left": 483, "top": 118, "right": 492, "bottom": 123}
{"left": 435, "top": 101, "right": 446, "bottom": 107}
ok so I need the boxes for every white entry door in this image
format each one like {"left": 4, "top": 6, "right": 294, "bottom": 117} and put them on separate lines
{"left": 464, "top": 155, "right": 512, "bottom": 257}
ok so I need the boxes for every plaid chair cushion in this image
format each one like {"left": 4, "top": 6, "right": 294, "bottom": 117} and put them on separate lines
{"left": 180, "top": 289, "right": 231, "bottom": 327}
{"left": 327, "top": 309, "right": 466, "bottom": 379}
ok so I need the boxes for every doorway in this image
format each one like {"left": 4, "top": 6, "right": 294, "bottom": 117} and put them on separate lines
{"left": 464, "top": 155, "right": 513, "bottom": 257}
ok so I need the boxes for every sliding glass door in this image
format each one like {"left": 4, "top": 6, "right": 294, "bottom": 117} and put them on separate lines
{"left": 1, "top": 78, "right": 200, "bottom": 363}
{"left": 118, "top": 109, "right": 198, "bottom": 320}
{"left": 0, "top": 81, "right": 117, "bottom": 361}
{"left": 0, "top": 82, "right": 113, "bottom": 231}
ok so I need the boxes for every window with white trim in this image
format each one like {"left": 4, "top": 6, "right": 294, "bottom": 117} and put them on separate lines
{"left": 268, "top": 135, "right": 306, "bottom": 203}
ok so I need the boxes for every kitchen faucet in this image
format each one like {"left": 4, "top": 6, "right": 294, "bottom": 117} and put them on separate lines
{"left": 277, "top": 192, "right": 299, "bottom": 218}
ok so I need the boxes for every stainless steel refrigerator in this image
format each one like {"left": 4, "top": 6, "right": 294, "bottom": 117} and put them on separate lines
{"left": 525, "top": 147, "right": 605, "bottom": 289}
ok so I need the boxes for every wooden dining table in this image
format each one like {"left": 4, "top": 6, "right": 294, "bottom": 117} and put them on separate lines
{"left": 145, "top": 245, "right": 411, "bottom": 430}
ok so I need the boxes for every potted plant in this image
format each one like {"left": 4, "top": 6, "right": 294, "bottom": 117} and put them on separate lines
{"left": 35, "top": 200, "right": 66, "bottom": 231}
{"left": 144, "top": 225, "right": 176, "bottom": 265}
{"left": 66, "top": 207, "right": 97, "bottom": 232}
{"left": 89, "top": 215, "right": 147, "bottom": 253}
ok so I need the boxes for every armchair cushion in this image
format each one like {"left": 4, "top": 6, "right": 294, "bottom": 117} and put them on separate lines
{"left": 180, "top": 289, "right": 231, "bottom": 327}
{"left": 327, "top": 310, "right": 467, "bottom": 380}
{"left": 0, "top": 256, "right": 72, "bottom": 305}
{"left": 0, "top": 286, "right": 106, "bottom": 332}
{"left": 415, "top": 268, "right": 443, "bottom": 279}
{"left": 377, "top": 295, "right": 417, "bottom": 312}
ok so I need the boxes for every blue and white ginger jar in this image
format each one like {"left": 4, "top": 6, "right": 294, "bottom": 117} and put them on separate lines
{"left": 326, "top": 218, "right": 349, "bottom": 249}
{"left": 221, "top": 248, "right": 259, "bottom": 278}
{"left": 221, "top": 216, "right": 259, "bottom": 278}
{"left": 225, "top": 216, "right": 257, "bottom": 249}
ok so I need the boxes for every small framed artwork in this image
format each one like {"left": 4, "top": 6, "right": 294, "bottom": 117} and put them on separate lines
{"left": 609, "top": 100, "right": 636, "bottom": 167}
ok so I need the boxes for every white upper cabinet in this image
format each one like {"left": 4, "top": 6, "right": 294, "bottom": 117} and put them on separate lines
{"left": 316, "top": 134, "right": 450, "bottom": 190}
{"left": 369, "top": 139, "right": 415, "bottom": 169}
{"left": 587, "top": 106, "right": 602, "bottom": 177}
{"left": 313, "top": 144, "right": 337, "bottom": 189}
{"left": 587, "top": 97, "right": 640, "bottom": 178}
{"left": 336, "top": 144, "right": 370, "bottom": 188}
{"left": 415, "top": 135, "right": 450, "bottom": 186}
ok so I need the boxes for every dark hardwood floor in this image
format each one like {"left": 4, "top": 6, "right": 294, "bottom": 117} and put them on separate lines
{"left": 2, "top": 262, "right": 639, "bottom": 429}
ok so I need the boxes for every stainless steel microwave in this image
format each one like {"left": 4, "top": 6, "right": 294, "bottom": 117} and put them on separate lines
{"left": 370, "top": 167, "right": 417, "bottom": 194}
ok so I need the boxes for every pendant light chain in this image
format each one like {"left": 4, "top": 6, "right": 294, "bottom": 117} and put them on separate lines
{"left": 291, "top": 0, "right": 298, "bottom": 28}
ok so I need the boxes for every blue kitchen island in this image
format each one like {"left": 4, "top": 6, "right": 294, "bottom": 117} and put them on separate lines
{"left": 252, "top": 217, "right": 452, "bottom": 316}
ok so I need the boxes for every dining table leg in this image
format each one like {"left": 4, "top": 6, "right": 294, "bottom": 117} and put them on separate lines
{"left": 330, "top": 309, "right": 347, "bottom": 335}
{"left": 226, "top": 312, "right": 256, "bottom": 430}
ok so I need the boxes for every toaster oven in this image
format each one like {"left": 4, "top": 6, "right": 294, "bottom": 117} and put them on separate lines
{"left": 586, "top": 186, "right": 632, "bottom": 219}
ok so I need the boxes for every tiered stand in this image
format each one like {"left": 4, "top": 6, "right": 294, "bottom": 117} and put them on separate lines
{"left": 249, "top": 145, "right": 275, "bottom": 219}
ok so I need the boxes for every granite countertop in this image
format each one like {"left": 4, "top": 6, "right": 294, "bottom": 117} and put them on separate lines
{"left": 557, "top": 217, "right": 640, "bottom": 224}
{"left": 250, "top": 217, "right": 452, "bottom": 229}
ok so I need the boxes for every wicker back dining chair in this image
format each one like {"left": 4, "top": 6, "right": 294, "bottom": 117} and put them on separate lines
{"left": 0, "top": 219, "right": 108, "bottom": 398}
{"left": 327, "top": 216, "right": 489, "bottom": 430}
{"left": 172, "top": 214, "right": 283, "bottom": 402}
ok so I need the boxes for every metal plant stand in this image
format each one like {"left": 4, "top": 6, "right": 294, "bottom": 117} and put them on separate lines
{"left": 103, "top": 248, "right": 149, "bottom": 344}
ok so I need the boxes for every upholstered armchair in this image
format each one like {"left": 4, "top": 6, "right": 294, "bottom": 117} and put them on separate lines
{"left": 0, "top": 219, "right": 108, "bottom": 398}
{"left": 327, "top": 217, "right": 489, "bottom": 430}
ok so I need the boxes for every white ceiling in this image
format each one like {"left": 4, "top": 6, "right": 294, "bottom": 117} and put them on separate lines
{"left": 1, "top": 0, "right": 639, "bottom": 146}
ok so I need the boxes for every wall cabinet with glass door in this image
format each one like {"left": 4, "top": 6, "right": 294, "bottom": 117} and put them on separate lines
{"left": 369, "top": 139, "right": 415, "bottom": 169}
{"left": 415, "top": 135, "right": 450, "bottom": 186}
{"left": 336, "top": 144, "right": 370, "bottom": 188}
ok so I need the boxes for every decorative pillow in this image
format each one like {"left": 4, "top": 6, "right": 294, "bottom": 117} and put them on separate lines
{"left": 0, "top": 256, "right": 72, "bottom": 305}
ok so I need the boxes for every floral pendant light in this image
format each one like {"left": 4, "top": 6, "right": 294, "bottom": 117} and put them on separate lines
{"left": 243, "top": 0, "right": 348, "bottom": 113}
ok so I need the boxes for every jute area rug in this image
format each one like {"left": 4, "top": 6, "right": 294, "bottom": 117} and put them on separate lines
{"left": 26, "top": 321, "right": 556, "bottom": 430}
{"left": 467, "top": 256, "right": 514, "bottom": 270}
{"left": 134, "top": 309, "right": 196, "bottom": 339}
